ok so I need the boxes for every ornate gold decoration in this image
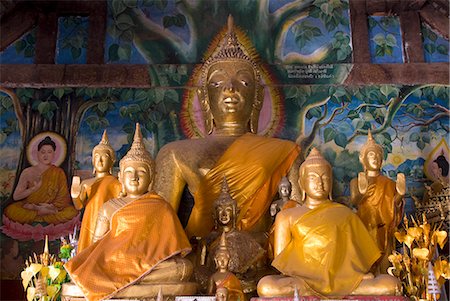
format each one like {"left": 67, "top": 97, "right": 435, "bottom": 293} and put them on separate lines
{"left": 388, "top": 214, "right": 449, "bottom": 300}
{"left": 119, "top": 123, "right": 154, "bottom": 173}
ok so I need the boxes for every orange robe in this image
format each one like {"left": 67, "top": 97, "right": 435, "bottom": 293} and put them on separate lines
{"left": 272, "top": 201, "right": 381, "bottom": 297}
{"left": 356, "top": 175, "right": 401, "bottom": 272}
{"left": 215, "top": 272, "right": 245, "bottom": 301}
{"left": 76, "top": 175, "right": 121, "bottom": 253}
{"left": 188, "top": 133, "right": 300, "bottom": 237}
{"left": 64, "top": 193, "right": 191, "bottom": 301}
{"left": 5, "top": 165, "right": 77, "bottom": 224}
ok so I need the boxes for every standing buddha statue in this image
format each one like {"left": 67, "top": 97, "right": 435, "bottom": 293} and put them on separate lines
{"left": 63, "top": 124, "right": 195, "bottom": 301}
{"left": 350, "top": 130, "right": 405, "bottom": 274}
{"left": 154, "top": 15, "right": 300, "bottom": 238}
{"left": 71, "top": 130, "right": 121, "bottom": 253}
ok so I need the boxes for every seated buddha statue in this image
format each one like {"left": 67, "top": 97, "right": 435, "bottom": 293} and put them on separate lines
{"left": 4, "top": 135, "right": 78, "bottom": 228}
{"left": 70, "top": 130, "right": 121, "bottom": 253}
{"left": 196, "top": 178, "right": 265, "bottom": 293}
{"left": 257, "top": 148, "right": 401, "bottom": 297}
{"left": 350, "top": 130, "right": 405, "bottom": 274}
{"left": 154, "top": 15, "right": 300, "bottom": 238}
{"left": 207, "top": 232, "right": 245, "bottom": 301}
{"left": 63, "top": 124, "right": 196, "bottom": 301}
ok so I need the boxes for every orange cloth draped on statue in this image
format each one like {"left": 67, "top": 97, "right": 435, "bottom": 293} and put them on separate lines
{"left": 216, "top": 272, "right": 245, "bottom": 301}
{"left": 4, "top": 165, "right": 77, "bottom": 224}
{"left": 64, "top": 193, "right": 191, "bottom": 301}
{"left": 356, "top": 175, "right": 398, "bottom": 251}
{"left": 77, "top": 175, "right": 121, "bottom": 253}
{"left": 188, "top": 133, "right": 300, "bottom": 237}
{"left": 272, "top": 201, "right": 381, "bottom": 297}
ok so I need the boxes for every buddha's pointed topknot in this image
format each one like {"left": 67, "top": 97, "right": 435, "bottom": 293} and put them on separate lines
{"left": 119, "top": 123, "right": 154, "bottom": 172}
{"left": 221, "top": 176, "right": 230, "bottom": 193}
{"left": 218, "top": 231, "right": 228, "bottom": 252}
{"left": 93, "top": 129, "right": 116, "bottom": 162}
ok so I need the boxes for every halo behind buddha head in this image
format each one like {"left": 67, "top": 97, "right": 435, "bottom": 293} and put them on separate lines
{"left": 119, "top": 123, "right": 155, "bottom": 181}
{"left": 199, "top": 15, "right": 263, "bottom": 135}
{"left": 181, "top": 15, "right": 283, "bottom": 138}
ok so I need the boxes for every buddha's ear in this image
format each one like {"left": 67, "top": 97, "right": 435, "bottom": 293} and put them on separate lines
{"left": 199, "top": 90, "right": 214, "bottom": 135}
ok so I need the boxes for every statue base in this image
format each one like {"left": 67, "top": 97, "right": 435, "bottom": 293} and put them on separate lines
{"left": 250, "top": 296, "right": 409, "bottom": 301}
{"left": 61, "top": 282, "right": 198, "bottom": 301}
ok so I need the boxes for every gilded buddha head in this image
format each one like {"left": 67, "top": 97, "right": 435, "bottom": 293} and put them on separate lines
{"left": 92, "top": 130, "right": 116, "bottom": 175}
{"left": 359, "top": 130, "right": 383, "bottom": 172}
{"left": 213, "top": 177, "right": 239, "bottom": 230}
{"left": 119, "top": 123, "right": 154, "bottom": 198}
{"left": 198, "top": 15, "right": 264, "bottom": 135}
{"left": 299, "top": 148, "right": 332, "bottom": 202}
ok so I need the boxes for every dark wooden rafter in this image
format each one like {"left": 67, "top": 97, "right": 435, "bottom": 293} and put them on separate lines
{"left": 0, "top": 2, "right": 38, "bottom": 52}
{"left": 419, "top": 2, "right": 449, "bottom": 39}
{"left": 349, "top": 0, "right": 371, "bottom": 63}
{"left": 399, "top": 11, "right": 425, "bottom": 63}
{"left": 35, "top": 11, "right": 58, "bottom": 64}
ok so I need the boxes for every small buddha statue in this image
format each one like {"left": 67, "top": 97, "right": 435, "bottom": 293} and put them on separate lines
{"left": 257, "top": 148, "right": 401, "bottom": 297}
{"left": 350, "top": 130, "right": 405, "bottom": 274}
{"left": 198, "top": 178, "right": 265, "bottom": 293}
{"left": 154, "top": 15, "right": 300, "bottom": 238}
{"left": 70, "top": 130, "right": 121, "bottom": 253}
{"left": 207, "top": 232, "right": 245, "bottom": 301}
{"left": 270, "top": 177, "right": 298, "bottom": 218}
{"left": 216, "top": 287, "right": 229, "bottom": 301}
{"left": 63, "top": 124, "right": 196, "bottom": 301}
{"left": 267, "top": 177, "right": 299, "bottom": 260}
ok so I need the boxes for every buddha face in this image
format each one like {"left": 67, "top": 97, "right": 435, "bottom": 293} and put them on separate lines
{"left": 300, "top": 165, "right": 332, "bottom": 201}
{"left": 37, "top": 145, "right": 55, "bottom": 165}
{"left": 207, "top": 61, "right": 256, "bottom": 127}
{"left": 120, "top": 161, "right": 151, "bottom": 197}
{"left": 364, "top": 149, "right": 382, "bottom": 171}
{"left": 216, "top": 204, "right": 234, "bottom": 226}
{"left": 215, "top": 250, "right": 230, "bottom": 269}
{"left": 279, "top": 183, "right": 291, "bottom": 198}
{"left": 93, "top": 151, "right": 113, "bottom": 173}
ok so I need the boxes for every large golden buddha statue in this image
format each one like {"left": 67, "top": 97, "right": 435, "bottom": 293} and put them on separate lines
{"left": 154, "top": 16, "right": 300, "bottom": 238}
{"left": 350, "top": 130, "right": 405, "bottom": 274}
{"left": 257, "top": 148, "right": 400, "bottom": 297}
{"left": 63, "top": 124, "right": 195, "bottom": 301}
{"left": 71, "top": 130, "right": 121, "bottom": 253}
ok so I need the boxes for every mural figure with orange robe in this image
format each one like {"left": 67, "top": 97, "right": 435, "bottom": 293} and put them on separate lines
{"left": 63, "top": 124, "right": 195, "bottom": 301}
{"left": 257, "top": 148, "right": 401, "bottom": 297}
{"left": 350, "top": 130, "right": 405, "bottom": 274}
{"left": 2, "top": 133, "right": 79, "bottom": 241}
{"left": 207, "top": 232, "right": 245, "bottom": 301}
{"left": 70, "top": 130, "right": 121, "bottom": 253}
{"left": 154, "top": 15, "right": 300, "bottom": 239}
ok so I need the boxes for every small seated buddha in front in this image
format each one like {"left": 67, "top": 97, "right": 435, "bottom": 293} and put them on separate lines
{"left": 63, "top": 124, "right": 195, "bottom": 301}
{"left": 257, "top": 148, "right": 401, "bottom": 297}
{"left": 207, "top": 232, "right": 245, "bottom": 301}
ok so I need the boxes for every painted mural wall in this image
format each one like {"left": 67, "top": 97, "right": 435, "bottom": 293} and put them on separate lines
{"left": 0, "top": 0, "right": 448, "bottom": 280}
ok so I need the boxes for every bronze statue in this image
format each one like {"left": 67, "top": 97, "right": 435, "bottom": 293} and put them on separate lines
{"left": 197, "top": 178, "right": 265, "bottom": 293}
{"left": 270, "top": 177, "right": 298, "bottom": 218}
{"left": 207, "top": 232, "right": 245, "bottom": 301}
{"left": 350, "top": 130, "right": 405, "bottom": 274}
{"left": 257, "top": 148, "right": 401, "bottom": 297}
{"left": 154, "top": 15, "right": 300, "bottom": 238}
{"left": 63, "top": 124, "right": 196, "bottom": 301}
{"left": 71, "top": 130, "right": 121, "bottom": 253}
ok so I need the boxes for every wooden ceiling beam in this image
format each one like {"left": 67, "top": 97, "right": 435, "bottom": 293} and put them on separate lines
{"left": 1, "top": 63, "right": 448, "bottom": 88}
{"left": 419, "top": 2, "right": 449, "bottom": 39}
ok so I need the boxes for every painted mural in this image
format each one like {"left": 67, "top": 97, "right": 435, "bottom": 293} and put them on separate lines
{"left": 0, "top": 0, "right": 449, "bottom": 280}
